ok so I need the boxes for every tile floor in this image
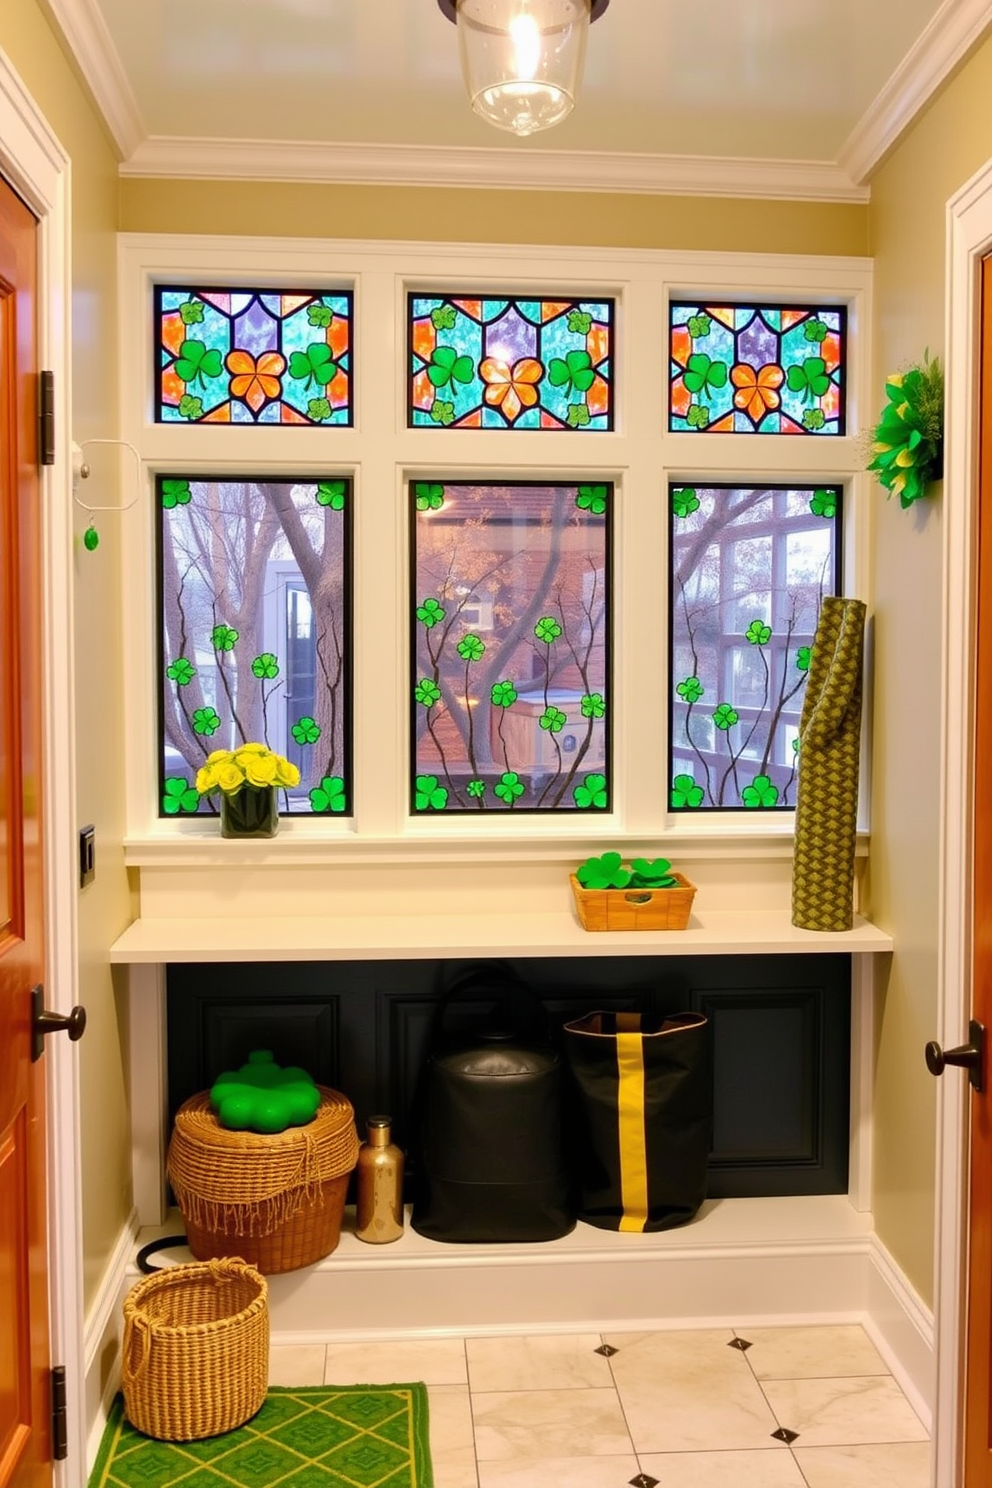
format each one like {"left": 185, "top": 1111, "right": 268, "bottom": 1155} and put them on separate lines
{"left": 267, "top": 1323, "right": 930, "bottom": 1487}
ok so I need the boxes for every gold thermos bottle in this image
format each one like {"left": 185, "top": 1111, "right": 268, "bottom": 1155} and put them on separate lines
{"left": 355, "top": 1115, "right": 404, "bottom": 1243}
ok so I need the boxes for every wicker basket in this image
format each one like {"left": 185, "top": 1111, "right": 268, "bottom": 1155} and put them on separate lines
{"left": 167, "top": 1086, "right": 359, "bottom": 1274}
{"left": 570, "top": 872, "right": 697, "bottom": 931}
{"left": 121, "top": 1257, "right": 268, "bottom": 1441}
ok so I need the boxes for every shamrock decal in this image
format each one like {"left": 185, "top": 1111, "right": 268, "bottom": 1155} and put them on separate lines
{"left": 540, "top": 706, "right": 567, "bottom": 734}
{"left": 307, "top": 303, "right": 333, "bottom": 328}
{"left": 430, "top": 400, "right": 455, "bottom": 425}
{"left": 576, "top": 484, "right": 608, "bottom": 515}
{"left": 548, "top": 349, "right": 595, "bottom": 396}
{"left": 191, "top": 706, "right": 221, "bottom": 736}
{"left": 179, "top": 298, "right": 204, "bottom": 325}
{"left": 310, "top": 775, "right": 347, "bottom": 813}
{"left": 166, "top": 657, "right": 196, "bottom": 686}
{"left": 174, "top": 339, "right": 223, "bottom": 388}
{"left": 671, "top": 773, "right": 705, "bottom": 809}
{"left": 292, "top": 716, "right": 322, "bottom": 745}
{"left": 573, "top": 772, "right": 608, "bottom": 809}
{"left": 494, "top": 771, "right": 525, "bottom": 804}
{"left": 415, "top": 774, "right": 448, "bottom": 811}
{"left": 796, "top": 646, "right": 812, "bottom": 672}
{"left": 308, "top": 398, "right": 332, "bottom": 422}
{"left": 786, "top": 355, "right": 831, "bottom": 403}
{"left": 745, "top": 620, "right": 772, "bottom": 646}
{"left": 428, "top": 344, "right": 474, "bottom": 389}
{"left": 251, "top": 652, "right": 280, "bottom": 680}
{"left": 742, "top": 774, "right": 780, "bottom": 808}
{"left": 457, "top": 634, "right": 485, "bottom": 662}
{"left": 416, "top": 597, "right": 446, "bottom": 628}
{"left": 467, "top": 779, "right": 486, "bottom": 799}
{"left": 211, "top": 624, "right": 239, "bottom": 652}
{"left": 179, "top": 394, "right": 203, "bottom": 420}
{"left": 713, "top": 703, "right": 739, "bottom": 731}
{"left": 316, "top": 481, "right": 346, "bottom": 509}
{"left": 534, "top": 616, "right": 562, "bottom": 644}
{"left": 415, "top": 678, "right": 441, "bottom": 708}
{"left": 672, "top": 487, "right": 701, "bottom": 518}
{"left": 431, "top": 304, "right": 457, "bottom": 331}
{"left": 162, "top": 776, "right": 200, "bottom": 814}
{"left": 687, "top": 313, "right": 712, "bottom": 339}
{"left": 161, "top": 479, "right": 192, "bottom": 509}
{"left": 677, "top": 677, "right": 703, "bottom": 703}
{"left": 415, "top": 482, "right": 445, "bottom": 511}
{"left": 567, "top": 310, "right": 592, "bottom": 334}
{"left": 491, "top": 680, "right": 518, "bottom": 708}
{"left": 804, "top": 318, "right": 828, "bottom": 344}
{"left": 686, "top": 404, "right": 710, "bottom": 429}
{"left": 803, "top": 409, "right": 827, "bottom": 430}
{"left": 567, "top": 404, "right": 591, "bottom": 427}
{"left": 289, "top": 342, "right": 338, "bottom": 391}
{"left": 683, "top": 353, "right": 728, "bottom": 398}
{"left": 581, "top": 693, "right": 606, "bottom": 718}
{"left": 810, "top": 488, "right": 837, "bottom": 518}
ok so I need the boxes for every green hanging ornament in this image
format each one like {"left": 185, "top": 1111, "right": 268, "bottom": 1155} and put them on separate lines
{"left": 83, "top": 523, "right": 99, "bottom": 551}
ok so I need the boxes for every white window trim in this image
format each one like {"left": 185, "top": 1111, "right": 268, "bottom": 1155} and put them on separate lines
{"left": 118, "top": 233, "right": 872, "bottom": 868}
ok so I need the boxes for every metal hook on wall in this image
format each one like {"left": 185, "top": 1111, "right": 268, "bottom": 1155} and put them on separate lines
{"left": 72, "top": 439, "right": 141, "bottom": 551}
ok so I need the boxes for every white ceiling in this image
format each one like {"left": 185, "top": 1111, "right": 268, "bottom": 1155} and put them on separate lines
{"left": 47, "top": 0, "right": 992, "bottom": 194}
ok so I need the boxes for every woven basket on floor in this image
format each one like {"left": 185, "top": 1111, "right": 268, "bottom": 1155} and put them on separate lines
{"left": 167, "top": 1086, "right": 359, "bottom": 1274}
{"left": 121, "top": 1257, "right": 268, "bottom": 1441}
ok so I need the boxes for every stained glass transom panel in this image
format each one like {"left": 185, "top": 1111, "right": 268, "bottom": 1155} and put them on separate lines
{"left": 156, "top": 288, "right": 353, "bottom": 424}
{"left": 158, "top": 476, "right": 351, "bottom": 817}
{"left": 669, "top": 304, "right": 846, "bottom": 434}
{"left": 411, "top": 480, "right": 611, "bottom": 813}
{"left": 408, "top": 295, "right": 613, "bottom": 430}
{"left": 669, "top": 483, "right": 841, "bottom": 811}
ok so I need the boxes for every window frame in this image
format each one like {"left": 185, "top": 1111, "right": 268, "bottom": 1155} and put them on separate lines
{"left": 118, "top": 234, "right": 872, "bottom": 862}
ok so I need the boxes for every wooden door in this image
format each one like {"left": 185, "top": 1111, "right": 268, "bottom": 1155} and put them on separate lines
{"left": 0, "top": 175, "right": 51, "bottom": 1488}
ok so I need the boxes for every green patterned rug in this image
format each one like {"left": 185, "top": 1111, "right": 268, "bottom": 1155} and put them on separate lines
{"left": 89, "top": 1385, "right": 433, "bottom": 1488}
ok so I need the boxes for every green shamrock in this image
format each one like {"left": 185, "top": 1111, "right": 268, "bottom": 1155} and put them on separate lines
{"left": 161, "top": 479, "right": 192, "bottom": 509}
{"left": 308, "top": 398, "right": 332, "bottom": 422}
{"left": 581, "top": 693, "right": 606, "bottom": 718}
{"left": 415, "top": 678, "right": 441, "bottom": 708}
{"left": 567, "top": 310, "right": 592, "bottom": 333}
{"left": 457, "top": 634, "right": 485, "bottom": 662}
{"left": 713, "top": 703, "right": 739, "bottom": 731}
{"left": 491, "top": 680, "right": 518, "bottom": 708}
{"left": 211, "top": 624, "right": 238, "bottom": 651}
{"left": 174, "top": 339, "right": 223, "bottom": 388}
{"left": 310, "top": 775, "right": 347, "bottom": 812}
{"left": 540, "top": 706, "right": 567, "bottom": 734}
{"left": 166, "top": 657, "right": 196, "bottom": 686}
{"left": 576, "top": 484, "right": 608, "bottom": 515}
{"left": 796, "top": 646, "right": 812, "bottom": 672}
{"left": 467, "top": 779, "right": 486, "bottom": 799}
{"left": 251, "top": 652, "right": 280, "bottom": 680}
{"left": 803, "top": 408, "right": 827, "bottom": 430}
{"left": 431, "top": 304, "right": 457, "bottom": 331}
{"left": 567, "top": 405, "right": 591, "bottom": 428}
{"left": 178, "top": 394, "right": 203, "bottom": 420}
{"left": 415, "top": 482, "right": 445, "bottom": 511}
{"left": 630, "top": 857, "right": 678, "bottom": 888}
{"left": 210, "top": 1051, "right": 320, "bottom": 1134}
{"left": 683, "top": 353, "right": 728, "bottom": 397}
{"left": 804, "top": 318, "right": 828, "bottom": 343}
{"left": 686, "top": 404, "right": 710, "bottom": 429}
{"left": 534, "top": 616, "right": 562, "bottom": 644}
{"left": 745, "top": 620, "right": 772, "bottom": 646}
{"left": 573, "top": 772, "right": 608, "bottom": 809}
{"left": 672, "top": 487, "right": 701, "bottom": 518}
{"left": 162, "top": 776, "right": 200, "bottom": 814}
{"left": 430, "top": 400, "right": 455, "bottom": 425}
{"left": 316, "top": 481, "right": 346, "bottom": 509}
{"left": 786, "top": 355, "right": 831, "bottom": 403}
{"left": 307, "top": 303, "right": 333, "bottom": 328}
{"left": 576, "top": 851, "right": 630, "bottom": 889}
{"left": 416, "top": 597, "right": 446, "bottom": 628}
{"left": 687, "top": 313, "right": 712, "bottom": 339}
{"left": 415, "top": 774, "right": 448, "bottom": 810}
{"left": 289, "top": 342, "right": 338, "bottom": 390}
{"left": 677, "top": 677, "right": 703, "bottom": 703}
{"left": 428, "top": 345, "right": 474, "bottom": 389}
{"left": 494, "top": 771, "right": 525, "bottom": 804}
{"left": 179, "top": 298, "right": 204, "bottom": 325}
{"left": 292, "top": 716, "right": 322, "bottom": 745}
{"left": 549, "top": 348, "right": 595, "bottom": 396}
{"left": 191, "top": 707, "right": 221, "bottom": 736}
{"left": 810, "top": 488, "right": 837, "bottom": 518}
{"left": 671, "top": 773, "right": 705, "bottom": 808}
{"left": 742, "top": 774, "right": 780, "bottom": 808}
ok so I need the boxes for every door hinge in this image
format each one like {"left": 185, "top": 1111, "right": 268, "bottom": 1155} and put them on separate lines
{"left": 51, "top": 1364, "right": 68, "bottom": 1460}
{"left": 38, "top": 371, "right": 55, "bottom": 467}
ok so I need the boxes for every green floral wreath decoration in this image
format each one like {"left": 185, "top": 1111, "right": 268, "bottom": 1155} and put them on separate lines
{"left": 867, "top": 350, "right": 944, "bottom": 509}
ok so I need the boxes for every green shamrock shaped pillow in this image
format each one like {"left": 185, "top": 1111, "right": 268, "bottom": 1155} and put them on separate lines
{"left": 209, "top": 1049, "right": 320, "bottom": 1133}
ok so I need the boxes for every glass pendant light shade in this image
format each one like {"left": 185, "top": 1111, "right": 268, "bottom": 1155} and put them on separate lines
{"left": 438, "top": 0, "right": 609, "bottom": 138}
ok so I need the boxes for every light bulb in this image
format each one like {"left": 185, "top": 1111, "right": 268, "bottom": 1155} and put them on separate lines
{"left": 508, "top": 11, "right": 541, "bottom": 80}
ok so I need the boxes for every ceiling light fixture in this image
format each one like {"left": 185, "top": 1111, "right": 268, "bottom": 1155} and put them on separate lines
{"left": 438, "top": 0, "right": 609, "bottom": 139}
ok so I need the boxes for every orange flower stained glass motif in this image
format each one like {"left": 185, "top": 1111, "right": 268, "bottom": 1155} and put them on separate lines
{"left": 480, "top": 357, "right": 543, "bottom": 424}
{"left": 226, "top": 350, "right": 286, "bottom": 414}
{"left": 731, "top": 362, "right": 785, "bottom": 423}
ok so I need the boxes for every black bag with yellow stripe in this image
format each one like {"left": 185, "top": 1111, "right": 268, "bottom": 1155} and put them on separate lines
{"left": 563, "top": 1011, "right": 711, "bottom": 1232}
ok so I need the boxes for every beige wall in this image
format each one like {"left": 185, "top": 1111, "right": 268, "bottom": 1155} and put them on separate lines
{"left": 0, "top": 3, "right": 132, "bottom": 1311}
{"left": 866, "top": 33, "right": 992, "bottom": 1304}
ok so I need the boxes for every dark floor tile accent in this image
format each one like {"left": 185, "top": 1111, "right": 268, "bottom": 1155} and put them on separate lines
{"left": 628, "top": 1476, "right": 659, "bottom": 1487}
{"left": 771, "top": 1427, "right": 799, "bottom": 1443}
{"left": 595, "top": 1344, "right": 619, "bottom": 1356}
{"left": 728, "top": 1337, "right": 752, "bottom": 1351}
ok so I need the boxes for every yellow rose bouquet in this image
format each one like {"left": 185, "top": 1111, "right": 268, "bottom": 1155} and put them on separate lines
{"left": 196, "top": 743, "right": 300, "bottom": 838}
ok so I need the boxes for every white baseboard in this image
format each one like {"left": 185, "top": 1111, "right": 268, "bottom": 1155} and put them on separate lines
{"left": 83, "top": 1211, "right": 139, "bottom": 1474}
{"left": 864, "top": 1234, "right": 935, "bottom": 1433}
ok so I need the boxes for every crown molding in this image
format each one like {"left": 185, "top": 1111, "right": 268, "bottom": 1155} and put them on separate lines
{"left": 44, "top": 0, "right": 145, "bottom": 159}
{"left": 121, "top": 135, "right": 869, "bottom": 203}
{"left": 839, "top": 0, "right": 992, "bottom": 184}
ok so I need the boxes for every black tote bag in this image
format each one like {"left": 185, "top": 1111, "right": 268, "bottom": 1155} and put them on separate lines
{"left": 563, "top": 1010, "right": 711, "bottom": 1232}
{"left": 411, "top": 968, "right": 576, "bottom": 1243}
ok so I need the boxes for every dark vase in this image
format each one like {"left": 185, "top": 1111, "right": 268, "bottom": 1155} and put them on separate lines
{"left": 220, "top": 786, "right": 279, "bottom": 839}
